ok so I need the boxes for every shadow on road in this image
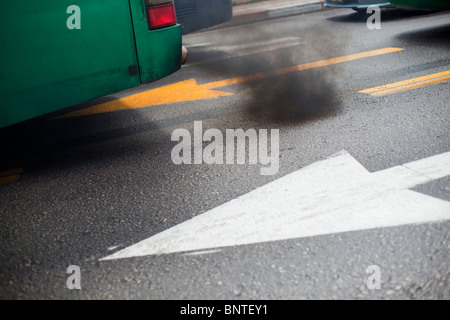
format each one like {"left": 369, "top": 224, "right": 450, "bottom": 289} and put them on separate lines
{"left": 327, "top": 8, "right": 440, "bottom": 23}
{"left": 395, "top": 23, "right": 450, "bottom": 48}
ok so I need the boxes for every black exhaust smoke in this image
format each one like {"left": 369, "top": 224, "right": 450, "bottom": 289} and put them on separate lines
{"left": 190, "top": 24, "right": 344, "bottom": 124}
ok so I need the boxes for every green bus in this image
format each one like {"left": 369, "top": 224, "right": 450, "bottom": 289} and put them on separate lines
{"left": 0, "top": 0, "right": 232, "bottom": 128}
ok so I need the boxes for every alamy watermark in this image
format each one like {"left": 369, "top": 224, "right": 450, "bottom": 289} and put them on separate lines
{"left": 67, "top": 5, "right": 81, "bottom": 30}
{"left": 171, "top": 121, "right": 280, "bottom": 176}
{"left": 66, "top": 265, "right": 81, "bottom": 290}
{"left": 366, "top": 265, "right": 381, "bottom": 290}
{"left": 366, "top": 6, "right": 381, "bottom": 30}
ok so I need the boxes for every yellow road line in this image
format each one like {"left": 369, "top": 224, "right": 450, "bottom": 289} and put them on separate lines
{"left": 0, "top": 167, "right": 24, "bottom": 178}
{"left": 0, "top": 167, "right": 23, "bottom": 185}
{"left": 0, "top": 175, "right": 18, "bottom": 185}
{"left": 202, "top": 47, "right": 404, "bottom": 89}
{"left": 360, "top": 70, "right": 450, "bottom": 96}
{"left": 58, "top": 47, "right": 403, "bottom": 118}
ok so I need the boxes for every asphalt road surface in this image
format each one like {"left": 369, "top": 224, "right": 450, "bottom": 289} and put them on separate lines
{"left": 1, "top": 7, "right": 449, "bottom": 302}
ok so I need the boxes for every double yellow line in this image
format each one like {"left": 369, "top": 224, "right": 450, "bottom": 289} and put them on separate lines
{"left": 0, "top": 168, "right": 23, "bottom": 185}
{"left": 360, "top": 70, "right": 450, "bottom": 96}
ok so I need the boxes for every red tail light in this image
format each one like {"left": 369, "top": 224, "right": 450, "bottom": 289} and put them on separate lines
{"left": 146, "top": 3, "right": 177, "bottom": 30}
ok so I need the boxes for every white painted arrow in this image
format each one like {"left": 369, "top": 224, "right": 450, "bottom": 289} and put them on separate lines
{"left": 101, "top": 150, "right": 450, "bottom": 260}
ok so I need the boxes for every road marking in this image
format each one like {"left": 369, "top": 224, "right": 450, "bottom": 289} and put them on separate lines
{"left": 58, "top": 47, "right": 403, "bottom": 118}
{"left": 0, "top": 168, "right": 23, "bottom": 185}
{"left": 0, "top": 168, "right": 24, "bottom": 177}
{"left": 360, "top": 70, "right": 450, "bottom": 96}
{"left": 185, "top": 37, "right": 306, "bottom": 67}
{"left": 181, "top": 249, "right": 223, "bottom": 256}
{"left": 0, "top": 175, "right": 19, "bottom": 185}
{"left": 101, "top": 150, "right": 450, "bottom": 260}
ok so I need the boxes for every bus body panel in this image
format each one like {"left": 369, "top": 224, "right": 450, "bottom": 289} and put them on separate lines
{"left": 130, "top": 0, "right": 182, "bottom": 83}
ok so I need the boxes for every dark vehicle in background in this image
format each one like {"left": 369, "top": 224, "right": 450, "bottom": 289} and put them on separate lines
{"left": 325, "top": 0, "right": 393, "bottom": 12}
{"left": 175, "top": 0, "right": 233, "bottom": 34}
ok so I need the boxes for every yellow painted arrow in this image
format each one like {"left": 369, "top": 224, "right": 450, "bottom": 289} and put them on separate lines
{"left": 0, "top": 167, "right": 24, "bottom": 185}
{"left": 56, "top": 78, "right": 234, "bottom": 119}
{"left": 58, "top": 47, "right": 403, "bottom": 118}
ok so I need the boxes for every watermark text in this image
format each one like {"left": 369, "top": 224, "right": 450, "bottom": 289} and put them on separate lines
{"left": 171, "top": 121, "right": 279, "bottom": 175}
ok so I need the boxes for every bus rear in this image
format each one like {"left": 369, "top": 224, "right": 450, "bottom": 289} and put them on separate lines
{"left": 0, "top": 0, "right": 182, "bottom": 128}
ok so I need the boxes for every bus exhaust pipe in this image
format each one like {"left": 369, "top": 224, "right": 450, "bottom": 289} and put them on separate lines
{"left": 182, "top": 46, "right": 188, "bottom": 65}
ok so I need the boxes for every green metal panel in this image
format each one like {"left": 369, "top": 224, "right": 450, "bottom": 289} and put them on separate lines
{"left": 389, "top": 0, "right": 450, "bottom": 10}
{"left": 129, "top": 0, "right": 182, "bottom": 83}
{"left": 0, "top": 0, "right": 182, "bottom": 128}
